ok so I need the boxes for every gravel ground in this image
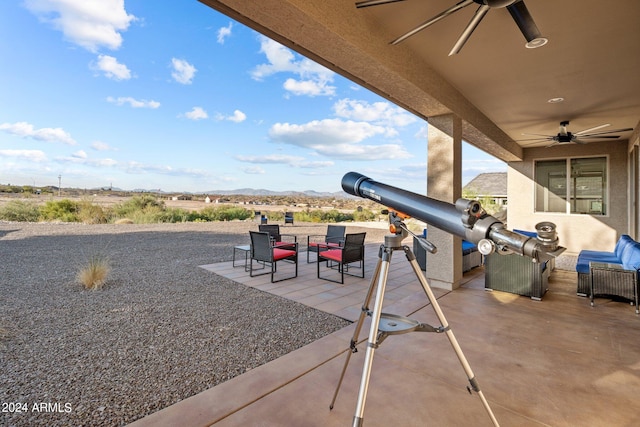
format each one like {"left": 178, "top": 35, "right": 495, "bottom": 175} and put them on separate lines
{"left": 0, "top": 220, "right": 389, "bottom": 427}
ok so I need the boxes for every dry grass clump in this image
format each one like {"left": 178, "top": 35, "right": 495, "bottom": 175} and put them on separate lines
{"left": 114, "top": 218, "right": 134, "bottom": 224}
{"left": 77, "top": 254, "right": 111, "bottom": 290}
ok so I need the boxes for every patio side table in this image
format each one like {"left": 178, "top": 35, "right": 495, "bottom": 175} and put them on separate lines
{"left": 233, "top": 245, "right": 251, "bottom": 271}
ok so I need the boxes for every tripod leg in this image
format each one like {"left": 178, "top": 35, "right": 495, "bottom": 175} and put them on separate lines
{"left": 330, "top": 254, "right": 383, "bottom": 410}
{"left": 352, "top": 248, "right": 393, "bottom": 427}
{"left": 403, "top": 247, "right": 500, "bottom": 427}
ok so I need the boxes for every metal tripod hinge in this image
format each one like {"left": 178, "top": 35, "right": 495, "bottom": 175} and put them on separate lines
{"left": 328, "top": 233, "right": 500, "bottom": 427}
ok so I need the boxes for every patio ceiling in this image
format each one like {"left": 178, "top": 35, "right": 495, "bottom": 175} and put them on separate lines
{"left": 199, "top": 0, "right": 640, "bottom": 162}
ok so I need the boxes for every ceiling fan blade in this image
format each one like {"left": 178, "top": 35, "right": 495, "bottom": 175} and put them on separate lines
{"left": 577, "top": 135, "right": 621, "bottom": 139}
{"left": 449, "top": 4, "right": 490, "bottom": 55}
{"left": 579, "top": 127, "right": 634, "bottom": 137}
{"left": 356, "top": 0, "right": 406, "bottom": 8}
{"left": 521, "top": 132, "right": 553, "bottom": 137}
{"left": 506, "top": 1, "right": 542, "bottom": 44}
{"left": 391, "top": 0, "right": 475, "bottom": 45}
{"left": 575, "top": 123, "right": 610, "bottom": 135}
{"left": 518, "top": 137, "right": 553, "bottom": 142}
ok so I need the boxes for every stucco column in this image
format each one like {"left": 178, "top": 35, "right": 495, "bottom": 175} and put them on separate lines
{"left": 425, "top": 114, "right": 463, "bottom": 290}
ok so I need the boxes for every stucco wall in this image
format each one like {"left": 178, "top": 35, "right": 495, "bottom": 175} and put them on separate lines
{"left": 507, "top": 141, "right": 629, "bottom": 254}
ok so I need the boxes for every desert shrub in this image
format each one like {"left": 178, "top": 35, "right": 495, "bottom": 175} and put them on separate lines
{"left": 40, "top": 199, "right": 79, "bottom": 222}
{"left": 0, "top": 200, "right": 40, "bottom": 222}
{"left": 352, "top": 208, "right": 376, "bottom": 222}
{"left": 111, "top": 195, "right": 165, "bottom": 219}
{"left": 159, "top": 207, "right": 191, "bottom": 223}
{"left": 296, "top": 209, "right": 353, "bottom": 223}
{"left": 127, "top": 205, "right": 166, "bottom": 224}
{"left": 77, "top": 200, "right": 108, "bottom": 224}
{"left": 191, "top": 206, "right": 253, "bottom": 222}
{"left": 77, "top": 254, "right": 110, "bottom": 290}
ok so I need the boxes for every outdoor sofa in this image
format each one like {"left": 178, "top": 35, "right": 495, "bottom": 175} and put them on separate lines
{"left": 575, "top": 234, "right": 640, "bottom": 313}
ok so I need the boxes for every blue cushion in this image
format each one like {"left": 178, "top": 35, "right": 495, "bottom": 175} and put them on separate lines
{"left": 576, "top": 250, "right": 619, "bottom": 273}
{"left": 621, "top": 242, "right": 640, "bottom": 271}
{"left": 615, "top": 235, "right": 635, "bottom": 258}
{"left": 461, "top": 240, "right": 477, "bottom": 255}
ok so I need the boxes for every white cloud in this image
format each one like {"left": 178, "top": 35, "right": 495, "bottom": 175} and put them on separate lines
{"left": 217, "top": 22, "right": 232, "bottom": 44}
{"left": 0, "top": 121, "right": 76, "bottom": 145}
{"left": 91, "top": 141, "right": 116, "bottom": 151}
{"left": 252, "top": 36, "right": 335, "bottom": 97}
{"left": 236, "top": 154, "right": 334, "bottom": 169}
{"left": 183, "top": 107, "right": 208, "bottom": 121}
{"left": 106, "top": 96, "right": 160, "bottom": 108}
{"left": 94, "top": 55, "right": 131, "bottom": 80}
{"left": 216, "top": 110, "right": 246, "bottom": 123}
{"left": 72, "top": 150, "right": 87, "bottom": 159}
{"left": 242, "top": 166, "right": 265, "bottom": 175}
{"left": 171, "top": 58, "right": 196, "bottom": 84}
{"left": 0, "top": 149, "right": 47, "bottom": 162}
{"left": 24, "top": 0, "right": 136, "bottom": 52}
{"left": 333, "top": 99, "right": 417, "bottom": 127}
{"left": 270, "top": 119, "right": 385, "bottom": 146}
{"left": 236, "top": 154, "right": 304, "bottom": 164}
{"left": 268, "top": 119, "right": 412, "bottom": 160}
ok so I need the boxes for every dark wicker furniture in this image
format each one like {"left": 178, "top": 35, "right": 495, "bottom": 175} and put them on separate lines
{"left": 576, "top": 235, "right": 640, "bottom": 313}
{"left": 306, "top": 225, "right": 346, "bottom": 263}
{"left": 249, "top": 231, "right": 298, "bottom": 282}
{"left": 317, "top": 232, "right": 366, "bottom": 284}
{"left": 484, "top": 253, "right": 550, "bottom": 300}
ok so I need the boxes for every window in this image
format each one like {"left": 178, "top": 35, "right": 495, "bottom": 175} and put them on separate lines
{"left": 534, "top": 157, "right": 607, "bottom": 215}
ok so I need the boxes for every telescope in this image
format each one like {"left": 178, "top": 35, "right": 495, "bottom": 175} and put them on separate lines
{"left": 342, "top": 172, "right": 565, "bottom": 262}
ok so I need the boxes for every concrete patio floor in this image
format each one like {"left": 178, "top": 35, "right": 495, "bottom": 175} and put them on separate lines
{"left": 130, "top": 244, "right": 640, "bottom": 427}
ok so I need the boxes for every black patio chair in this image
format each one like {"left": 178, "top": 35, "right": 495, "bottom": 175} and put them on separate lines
{"left": 249, "top": 231, "right": 298, "bottom": 282}
{"left": 284, "top": 211, "right": 294, "bottom": 225}
{"left": 258, "top": 224, "right": 296, "bottom": 247}
{"left": 317, "top": 232, "right": 366, "bottom": 284}
{"left": 307, "top": 224, "right": 346, "bottom": 263}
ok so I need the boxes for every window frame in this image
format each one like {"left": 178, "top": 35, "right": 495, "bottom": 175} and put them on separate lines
{"left": 533, "top": 155, "right": 609, "bottom": 216}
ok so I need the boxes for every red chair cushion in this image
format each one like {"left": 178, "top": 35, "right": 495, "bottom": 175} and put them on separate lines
{"left": 319, "top": 249, "right": 343, "bottom": 262}
{"left": 273, "top": 248, "right": 296, "bottom": 261}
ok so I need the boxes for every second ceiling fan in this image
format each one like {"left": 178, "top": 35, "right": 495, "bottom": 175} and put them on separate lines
{"left": 356, "top": 0, "right": 547, "bottom": 55}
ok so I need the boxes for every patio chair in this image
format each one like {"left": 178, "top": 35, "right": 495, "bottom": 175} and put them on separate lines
{"left": 306, "top": 224, "right": 346, "bottom": 263}
{"left": 258, "top": 224, "right": 296, "bottom": 247}
{"left": 317, "top": 232, "right": 366, "bottom": 284}
{"left": 249, "top": 231, "right": 298, "bottom": 282}
{"left": 284, "top": 211, "right": 294, "bottom": 225}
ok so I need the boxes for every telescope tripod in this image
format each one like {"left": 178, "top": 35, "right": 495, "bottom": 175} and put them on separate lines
{"left": 329, "top": 232, "right": 500, "bottom": 427}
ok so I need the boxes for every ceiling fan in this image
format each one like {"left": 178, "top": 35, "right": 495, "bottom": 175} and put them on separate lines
{"left": 519, "top": 121, "right": 634, "bottom": 148}
{"left": 355, "top": 0, "right": 547, "bottom": 55}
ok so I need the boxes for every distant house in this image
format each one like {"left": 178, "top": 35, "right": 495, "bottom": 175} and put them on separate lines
{"left": 463, "top": 172, "right": 507, "bottom": 206}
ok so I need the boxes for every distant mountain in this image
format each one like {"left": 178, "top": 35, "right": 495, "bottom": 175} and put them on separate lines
{"left": 203, "top": 188, "right": 353, "bottom": 198}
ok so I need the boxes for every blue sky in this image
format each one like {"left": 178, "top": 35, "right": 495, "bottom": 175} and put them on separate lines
{"left": 0, "top": 0, "right": 506, "bottom": 194}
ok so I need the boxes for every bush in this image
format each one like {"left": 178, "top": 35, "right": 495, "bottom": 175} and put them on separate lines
{"left": 296, "top": 209, "right": 354, "bottom": 223}
{"left": 353, "top": 208, "right": 376, "bottom": 222}
{"left": 0, "top": 200, "right": 40, "bottom": 222}
{"left": 77, "top": 254, "right": 110, "bottom": 290}
{"left": 40, "top": 199, "right": 79, "bottom": 222}
{"left": 77, "top": 200, "right": 108, "bottom": 224}
{"left": 190, "top": 206, "right": 253, "bottom": 222}
{"left": 111, "top": 195, "right": 165, "bottom": 219}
